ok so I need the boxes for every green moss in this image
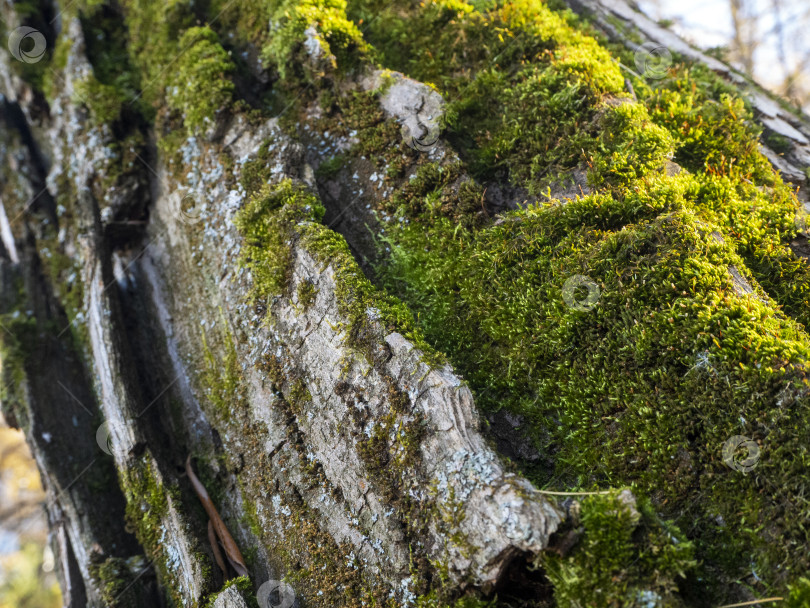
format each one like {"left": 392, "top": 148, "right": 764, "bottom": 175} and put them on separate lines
{"left": 234, "top": 181, "right": 324, "bottom": 300}
{"left": 302, "top": 214, "right": 444, "bottom": 367}
{"left": 200, "top": 320, "right": 243, "bottom": 422}
{"left": 261, "top": 0, "right": 367, "bottom": 81}
{"left": 38, "top": 229, "right": 89, "bottom": 355}
{"left": 234, "top": 179, "right": 442, "bottom": 363}
{"left": 589, "top": 102, "right": 675, "bottom": 187}
{"left": 296, "top": 279, "right": 318, "bottom": 309}
{"left": 542, "top": 493, "right": 695, "bottom": 607}
{"left": 208, "top": 0, "right": 368, "bottom": 85}
{"left": 120, "top": 457, "right": 187, "bottom": 607}
{"left": 1, "top": 0, "right": 55, "bottom": 93}
{"left": 646, "top": 85, "right": 772, "bottom": 182}
{"left": 72, "top": 73, "right": 127, "bottom": 124}
{"left": 762, "top": 131, "right": 793, "bottom": 156}
{"left": 287, "top": 378, "right": 312, "bottom": 414}
{"left": 43, "top": 35, "right": 72, "bottom": 101}
{"left": 0, "top": 310, "right": 36, "bottom": 430}
{"left": 15, "top": 0, "right": 810, "bottom": 602}
{"left": 274, "top": 1, "right": 810, "bottom": 599}
{"left": 116, "top": 0, "right": 206, "bottom": 132}
{"left": 166, "top": 26, "right": 235, "bottom": 133}
{"left": 79, "top": 1, "right": 141, "bottom": 109}
{"left": 233, "top": 399, "right": 400, "bottom": 608}
{"left": 204, "top": 576, "right": 258, "bottom": 608}
{"left": 315, "top": 87, "right": 406, "bottom": 169}
{"left": 378, "top": 184, "right": 810, "bottom": 598}
{"left": 122, "top": 459, "right": 169, "bottom": 552}
{"left": 787, "top": 578, "right": 810, "bottom": 607}
{"left": 239, "top": 494, "right": 264, "bottom": 540}
{"left": 415, "top": 593, "right": 495, "bottom": 608}
{"left": 88, "top": 555, "right": 152, "bottom": 608}
{"left": 239, "top": 141, "right": 274, "bottom": 196}
{"left": 384, "top": 162, "right": 486, "bottom": 226}
{"left": 314, "top": 153, "right": 346, "bottom": 179}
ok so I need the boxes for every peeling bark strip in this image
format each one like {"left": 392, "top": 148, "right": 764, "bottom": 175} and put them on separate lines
{"left": 208, "top": 519, "right": 228, "bottom": 578}
{"left": 186, "top": 456, "right": 249, "bottom": 578}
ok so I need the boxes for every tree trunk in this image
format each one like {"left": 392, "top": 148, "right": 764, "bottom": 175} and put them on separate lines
{"left": 2, "top": 1, "right": 810, "bottom": 607}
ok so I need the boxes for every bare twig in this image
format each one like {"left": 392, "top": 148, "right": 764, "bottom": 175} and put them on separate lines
{"left": 185, "top": 456, "right": 248, "bottom": 578}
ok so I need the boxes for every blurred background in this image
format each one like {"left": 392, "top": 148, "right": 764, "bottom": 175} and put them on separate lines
{"left": 0, "top": 418, "right": 61, "bottom": 608}
{"left": 637, "top": 0, "right": 810, "bottom": 114}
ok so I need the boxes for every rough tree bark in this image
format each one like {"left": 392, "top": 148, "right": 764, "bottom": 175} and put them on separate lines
{"left": 2, "top": 0, "right": 810, "bottom": 607}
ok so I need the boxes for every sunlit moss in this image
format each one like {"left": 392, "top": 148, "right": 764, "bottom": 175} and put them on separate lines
{"left": 542, "top": 493, "right": 694, "bottom": 607}
{"left": 262, "top": 0, "right": 367, "bottom": 79}
{"left": 166, "top": 26, "right": 235, "bottom": 133}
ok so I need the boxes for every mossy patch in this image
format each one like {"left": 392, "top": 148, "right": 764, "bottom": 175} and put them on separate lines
{"left": 88, "top": 554, "right": 152, "bottom": 608}
{"left": 120, "top": 457, "right": 187, "bottom": 607}
{"left": 295, "top": 279, "right": 318, "bottom": 309}
{"left": 234, "top": 180, "right": 325, "bottom": 301}
{"left": 72, "top": 73, "right": 127, "bottom": 125}
{"left": 541, "top": 493, "right": 695, "bottom": 607}
{"left": 166, "top": 26, "right": 235, "bottom": 134}
{"left": 262, "top": 0, "right": 367, "bottom": 80}
{"left": 239, "top": 141, "right": 274, "bottom": 196}
{"left": 378, "top": 185, "right": 810, "bottom": 599}
{"left": 203, "top": 576, "right": 258, "bottom": 608}
{"left": 201, "top": 318, "right": 243, "bottom": 423}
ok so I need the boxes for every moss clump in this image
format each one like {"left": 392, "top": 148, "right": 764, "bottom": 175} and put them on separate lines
{"left": 283, "top": 0, "right": 810, "bottom": 599}
{"left": 120, "top": 457, "right": 187, "bottom": 607}
{"left": 78, "top": 1, "right": 142, "bottom": 112}
{"left": 378, "top": 185, "right": 810, "bottom": 598}
{"left": 209, "top": 0, "right": 367, "bottom": 83}
{"left": 542, "top": 493, "right": 695, "bottom": 607}
{"left": 234, "top": 179, "right": 441, "bottom": 364}
{"left": 287, "top": 377, "right": 312, "bottom": 415}
{"left": 88, "top": 554, "right": 151, "bottom": 608}
{"left": 166, "top": 26, "right": 235, "bottom": 133}
{"left": 787, "top": 578, "right": 810, "bottom": 607}
{"left": 589, "top": 102, "right": 675, "bottom": 187}
{"left": 348, "top": 0, "right": 628, "bottom": 191}
{"left": 0, "top": 0, "right": 56, "bottom": 93}
{"left": 239, "top": 141, "right": 274, "bottom": 196}
{"left": 296, "top": 279, "right": 318, "bottom": 309}
{"left": 119, "top": 0, "right": 196, "bottom": 111}
{"left": 262, "top": 0, "right": 367, "bottom": 80}
{"left": 203, "top": 576, "right": 258, "bottom": 608}
{"left": 315, "top": 87, "right": 406, "bottom": 169}
{"left": 385, "top": 162, "right": 487, "bottom": 226}
{"left": 0, "top": 309, "right": 37, "bottom": 430}
{"left": 72, "top": 73, "right": 127, "bottom": 124}
{"left": 314, "top": 153, "right": 346, "bottom": 179}
{"left": 234, "top": 180, "right": 325, "bottom": 300}
{"left": 122, "top": 459, "right": 170, "bottom": 554}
